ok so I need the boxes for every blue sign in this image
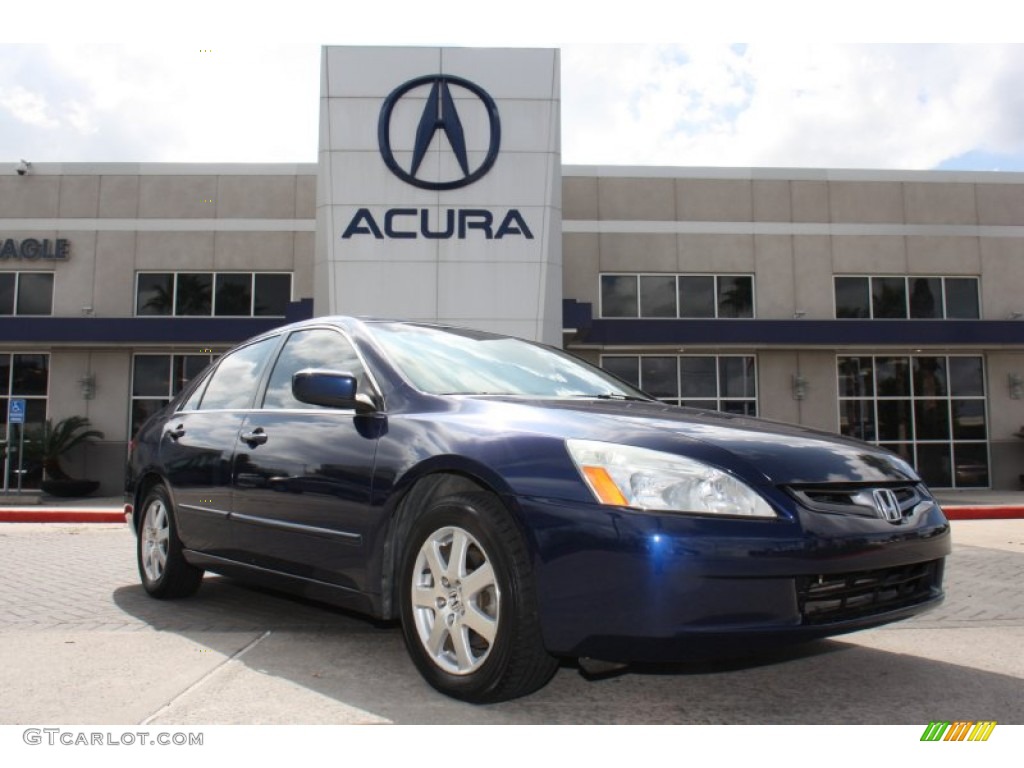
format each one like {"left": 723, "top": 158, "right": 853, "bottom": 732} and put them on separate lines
{"left": 8, "top": 399, "right": 25, "bottom": 425}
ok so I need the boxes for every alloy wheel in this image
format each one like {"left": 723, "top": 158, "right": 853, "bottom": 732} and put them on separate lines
{"left": 141, "top": 498, "right": 169, "bottom": 583}
{"left": 410, "top": 525, "right": 501, "bottom": 675}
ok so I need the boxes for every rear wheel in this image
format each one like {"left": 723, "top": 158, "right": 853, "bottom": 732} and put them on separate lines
{"left": 137, "top": 485, "right": 204, "bottom": 599}
{"left": 399, "top": 492, "right": 558, "bottom": 702}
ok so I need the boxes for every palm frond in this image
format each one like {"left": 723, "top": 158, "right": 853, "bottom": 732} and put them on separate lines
{"left": 24, "top": 416, "right": 105, "bottom": 480}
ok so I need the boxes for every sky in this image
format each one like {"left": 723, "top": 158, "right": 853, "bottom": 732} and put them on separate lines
{"left": 3, "top": 2, "right": 1024, "bottom": 171}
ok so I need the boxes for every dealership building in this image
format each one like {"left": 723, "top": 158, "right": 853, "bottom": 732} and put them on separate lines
{"left": 3, "top": 46, "right": 1024, "bottom": 495}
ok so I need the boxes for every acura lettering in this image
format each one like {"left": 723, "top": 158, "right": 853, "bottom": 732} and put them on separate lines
{"left": 341, "top": 208, "right": 534, "bottom": 240}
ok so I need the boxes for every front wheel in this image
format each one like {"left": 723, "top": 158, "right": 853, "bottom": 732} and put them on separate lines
{"left": 137, "top": 485, "right": 204, "bottom": 599}
{"left": 399, "top": 492, "right": 558, "bottom": 702}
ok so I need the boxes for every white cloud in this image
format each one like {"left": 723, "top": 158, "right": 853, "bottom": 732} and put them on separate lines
{"left": 561, "top": 44, "right": 1024, "bottom": 169}
{"left": 722, "top": 45, "right": 1024, "bottom": 168}
{"left": 0, "top": 44, "right": 320, "bottom": 162}
{"left": 66, "top": 101, "right": 98, "bottom": 135}
{"left": 0, "top": 84, "right": 60, "bottom": 128}
{"left": 3, "top": 43, "right": 1024, "bottom": 169}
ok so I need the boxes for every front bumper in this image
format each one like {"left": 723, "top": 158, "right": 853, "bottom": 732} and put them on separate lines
{"left": 518, "top": 494, "right": 951, "bottom": 662}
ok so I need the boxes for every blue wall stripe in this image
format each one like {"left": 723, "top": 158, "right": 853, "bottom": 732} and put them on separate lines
{"left": 0, "top": 299, "right": 314, "bottom": 345}
{"left": 563, "top": 300, "right": 1024, "bottom": 347}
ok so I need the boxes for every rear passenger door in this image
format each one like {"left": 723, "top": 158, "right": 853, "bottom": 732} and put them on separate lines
{"left": 230, "top": 327, "right": 383, "bottom": 591}
{"left": 160, "top": 335, "right": 280, "bottom": 558}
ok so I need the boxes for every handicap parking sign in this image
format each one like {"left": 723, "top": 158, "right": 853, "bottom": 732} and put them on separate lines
{"left": 8, "top": 399, "right": 25, "bottom": 425}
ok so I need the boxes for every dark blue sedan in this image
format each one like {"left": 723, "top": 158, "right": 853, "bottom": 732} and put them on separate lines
{"left": 126, "top": 317, "right": 950, "bottom": 702}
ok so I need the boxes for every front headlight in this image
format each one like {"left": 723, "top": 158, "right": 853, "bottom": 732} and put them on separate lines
{"left": 566, "top": 439, "right": 776, "bottom": 518}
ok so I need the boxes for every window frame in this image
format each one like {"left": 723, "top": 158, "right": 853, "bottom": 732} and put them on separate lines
{"left": 0, "top": 272, "right": 55, "bottom": 316}
{"left": 1, "top": 351, "right": 50, "bottom": 491}
{"left": 833, "top": 275, "right": 980, "bottom": 320}
{"left": 134, "top": 271, "right": 293, "bottom": 318}
{"left": 836, "top": 353, "right": 990, "bottom": 489}
{"left": 600, "top": 353, "right": 758, "bottom": 414}
{"left": 599, "top": 273, "right": 756, "bottom": 319}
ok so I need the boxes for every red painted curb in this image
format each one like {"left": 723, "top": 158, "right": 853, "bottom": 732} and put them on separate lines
{"left": 0, "top": 510, "right": 125, "bottom": 523}
{"left": 941, "top": 506, "right": 1024, "bottom": 520}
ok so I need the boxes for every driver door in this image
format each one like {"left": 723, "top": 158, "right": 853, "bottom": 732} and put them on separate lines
{"left": 230, "top": 326, "right": 383, "bottom": 591}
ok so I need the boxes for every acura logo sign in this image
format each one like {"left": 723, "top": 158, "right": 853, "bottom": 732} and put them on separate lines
{"left": 378, "top": 75, "right": 501, "bottom": 190}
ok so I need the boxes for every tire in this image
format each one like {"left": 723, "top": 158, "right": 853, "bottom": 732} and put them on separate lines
{"left": 137, "top": 485, "right": 204, "bottom": 599}
{"left": 399, "top": 492, "right": 558, "bottom": 702}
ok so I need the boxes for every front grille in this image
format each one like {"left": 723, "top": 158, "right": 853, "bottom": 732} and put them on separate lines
{"left": 787, "top": 483, "right": 932, "bottom": 522}
{"left": 796, "top": 560, "right": 943, "bottom": 625}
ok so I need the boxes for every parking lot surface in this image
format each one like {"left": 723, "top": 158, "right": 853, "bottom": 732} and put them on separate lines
{"left": 0, "top": 520, "right": 1021, "bottom": 725}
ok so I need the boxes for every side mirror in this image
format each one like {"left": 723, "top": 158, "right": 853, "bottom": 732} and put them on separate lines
{"left": 292, "top": 369, "right": 377, "bottom": 414}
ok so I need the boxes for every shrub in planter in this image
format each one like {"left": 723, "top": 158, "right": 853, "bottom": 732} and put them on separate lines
{"left": 24, "top": 416, "right": 105, "bottom": 498}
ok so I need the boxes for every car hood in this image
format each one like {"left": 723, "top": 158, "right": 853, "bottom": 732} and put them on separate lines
{"left": 479, "top": 397, "right": 920, "bottom": 487}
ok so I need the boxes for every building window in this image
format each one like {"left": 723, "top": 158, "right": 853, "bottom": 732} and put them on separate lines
{"left": 601, "top": 354, "right": 757, "bottom": 415}
{"left": 600, "top": 274, "right": 754, "bottom": 319}
{"left": 130, "top": 353, "right": 218, "bottom": 436}
{"left": 834, "top": 276, "right": 980, "bottom": 319}
{"left": 837, "top": 354, "right": 988, "bottom": 488}
{"left": 0, "top": 273, "right": 55, "bottom": 316}
{"left": 1, "top": 352, "right": 49, "bottom": 490}
{"left": 135, "top": 272, "right": 292, "bottom": 317}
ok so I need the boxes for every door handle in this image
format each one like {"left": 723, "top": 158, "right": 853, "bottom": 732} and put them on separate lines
{"left": 168, "top": 424, "right": 186, "bottom": 440}
{"left": 240, "top": 428, "right": 268, "bottom": 447}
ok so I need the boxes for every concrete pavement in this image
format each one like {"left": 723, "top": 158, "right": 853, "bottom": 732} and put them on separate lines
{"left": 0, "top": 518, "right": 1020, "bottom": 724}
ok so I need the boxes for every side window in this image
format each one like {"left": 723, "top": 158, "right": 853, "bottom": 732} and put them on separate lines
{"left": 181, "top": 370, "right": 212, "bottom": 412}
{"left": 132, "top": 352, "right": 217, "bottom": 431}
{"left": 263, "top": 328, "right": 369, "bottom": 410}
{"left": 198, "top": 336, "right": 279, "bottom": 410}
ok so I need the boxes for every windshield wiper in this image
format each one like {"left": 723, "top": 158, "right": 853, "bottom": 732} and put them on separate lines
{"left": 438, "top": 392, "right": 650, "bottom": 402}
{"left": 437, "top": 391, "right": 513, "bottom": 396}
{"left": 570, "top": 393, "right": 650, "bottom": 402}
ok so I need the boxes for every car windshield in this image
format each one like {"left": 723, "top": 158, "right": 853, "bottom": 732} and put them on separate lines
{"left": 367, "top": 322, "right": 650, "bottom": 399}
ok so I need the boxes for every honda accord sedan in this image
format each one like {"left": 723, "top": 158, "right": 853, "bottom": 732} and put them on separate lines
{"left": 126, "top": 317, "right": 950, "bottom": 702}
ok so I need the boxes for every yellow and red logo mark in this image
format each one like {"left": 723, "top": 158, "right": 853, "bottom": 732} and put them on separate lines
{"left": 921, "top": 721, "right": 997, "bottom": 741}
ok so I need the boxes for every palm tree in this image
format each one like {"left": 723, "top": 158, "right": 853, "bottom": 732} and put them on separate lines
{"left": 718, "top": 278, "right": 753, "bottom": 318}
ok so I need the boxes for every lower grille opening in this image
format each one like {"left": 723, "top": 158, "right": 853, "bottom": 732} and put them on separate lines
{"left": 796, "top": 560, "right": 943, "bottom": 625}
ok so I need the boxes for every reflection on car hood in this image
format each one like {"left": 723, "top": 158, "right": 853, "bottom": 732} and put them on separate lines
{"left": 482, "top": 397, "right": 920, "bottom": 486}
